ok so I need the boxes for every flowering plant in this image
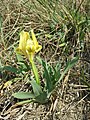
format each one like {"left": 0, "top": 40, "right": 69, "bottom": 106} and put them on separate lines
{"left": 16, "top": 30, "right": 42, "bottom": 84}
{"left": 12, "top": 29, "right": 78, "bottom": 105}
{"left": 16, "top": 30, "right": 42, "bottom": 62}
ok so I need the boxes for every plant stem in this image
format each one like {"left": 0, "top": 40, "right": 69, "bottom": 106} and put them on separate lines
{"left": 29, "top": 58, "right": 40, "bottom": 85}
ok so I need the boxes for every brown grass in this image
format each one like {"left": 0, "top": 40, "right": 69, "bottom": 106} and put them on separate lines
{"left": 0, "top": 0, "right": 90, "bottom": 120}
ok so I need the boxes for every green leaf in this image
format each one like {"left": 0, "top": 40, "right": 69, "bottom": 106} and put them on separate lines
{"left": 36, "top": 56, "right": 42, "bottom": 64}
{"left": 16, "top": 53, "right": 24, "bottom": 62}
{"left": 35, "top": 91, "right": 48, "bottom": 104}
{"left": 37, "top": 57, "right": 54, "bottom": 92}
{"left": 53, "top": 63, "right": 61, "bottom": 82}
{"left": 17, "top": 61, "right": 30, "bottom": 72}
{"left": 42, "top": 60, "right": 53, "bottom": 93}
{"left": 0, "top": 66, "right": 3, "bottom": 71}
{"left": 59, "top": 57, "right": 79, "bottom": 82}
{"left": 31, "top": 80, "right": 42, "bottom": 96}
{"left": 16, "top": 54, "right": 30, "bottom": 73}
{"left": 3, "top": 66, "right": 20, "bottom": 74}
{"left": 15, "top": 99, "right": 33, "bottom": 106}
{"left": 37, "top": 58, "right": 61, "bottom": 93}
{"left": 12, "top": 92, "right": 35, "bottom": 99}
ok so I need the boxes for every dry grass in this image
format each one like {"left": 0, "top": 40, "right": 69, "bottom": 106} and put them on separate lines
{"left": 0, "top": 0, "right": 90, "bottom": 120}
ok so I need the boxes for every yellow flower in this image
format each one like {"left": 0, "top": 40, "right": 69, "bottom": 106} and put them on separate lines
{"left": 16, "top": 30, "right": 42, "bottom": 61}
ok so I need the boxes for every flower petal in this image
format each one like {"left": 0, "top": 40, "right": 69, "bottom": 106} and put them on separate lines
{"left": 26, "top": 45, "right": 35, "bottom": 53}
{"left": 16, "top": 30, "right": 42, "bottom": 59}
{"left": 19, "top": 31, "right": 30, "bottom": 51}
{"left": 35, "top": 45, "right": 42, "bottom": 53}
{"left": 31, "top": 30, "right": 38, "bottom": 48}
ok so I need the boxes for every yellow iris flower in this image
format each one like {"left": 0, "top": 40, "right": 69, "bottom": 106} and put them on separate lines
{"left": 16, "top": 30, "right": 42, "bottom": 61}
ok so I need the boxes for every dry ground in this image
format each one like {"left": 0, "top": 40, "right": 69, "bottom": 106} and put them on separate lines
{"left": 0, "top": 0, "right": 90, "bottom": 120}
